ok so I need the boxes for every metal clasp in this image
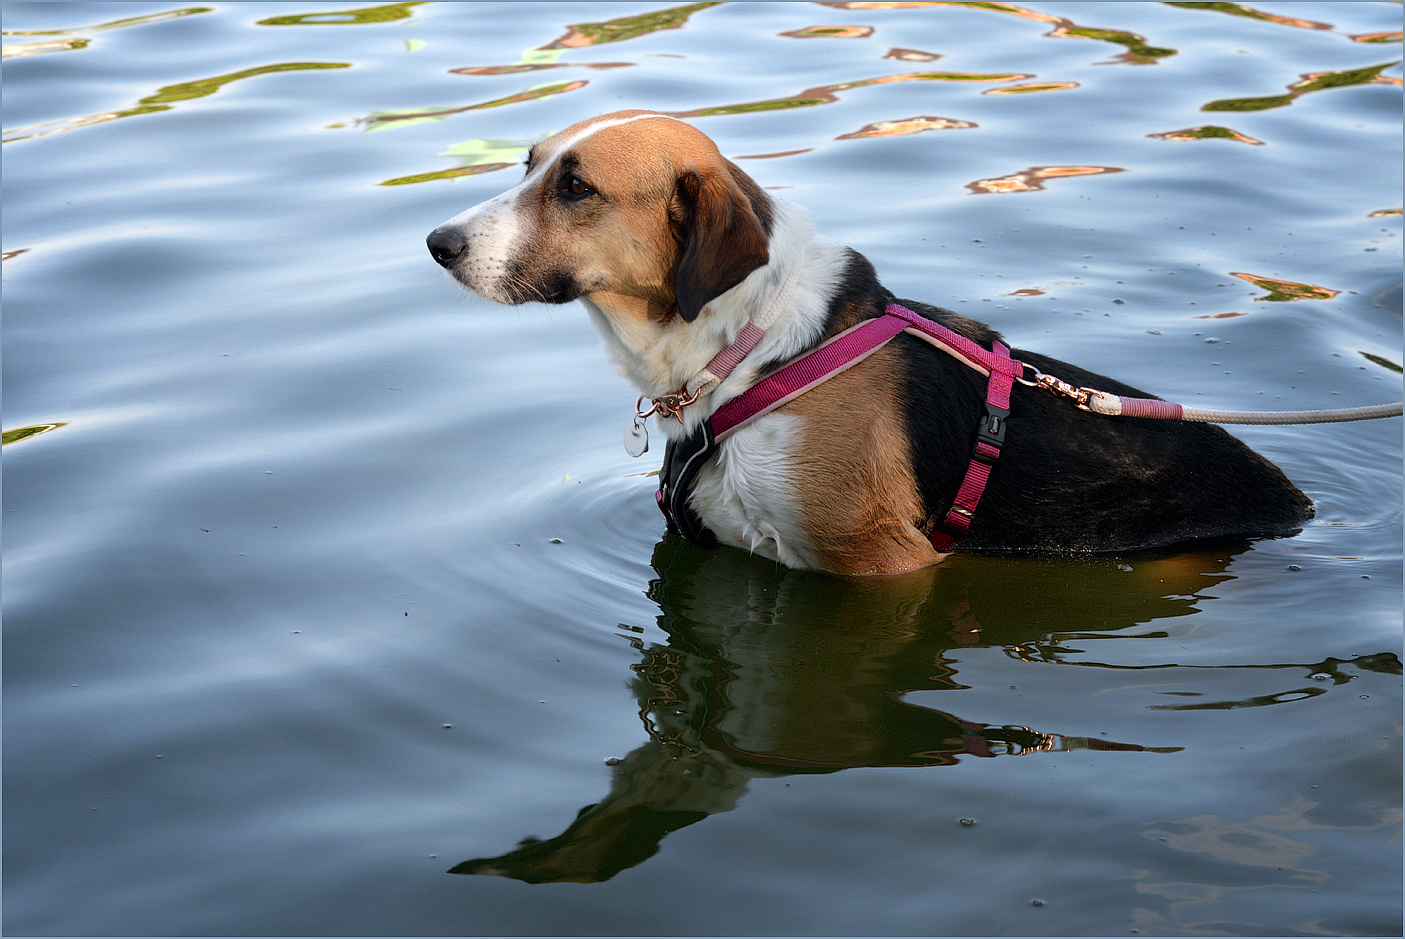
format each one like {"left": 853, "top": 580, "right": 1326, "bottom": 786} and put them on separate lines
{"left": 635, "top": 386, "right": 703, "bottom": 424}
{"left": 1019, "top": 369, "right": 1097, "bottom": 412}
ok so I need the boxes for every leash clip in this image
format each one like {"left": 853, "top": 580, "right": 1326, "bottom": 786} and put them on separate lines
{"left": 1026, "top": 370, "right": 1097, "bottom": 411}
{"left": 636, "top": 386, "right": 704, "bottom": 424}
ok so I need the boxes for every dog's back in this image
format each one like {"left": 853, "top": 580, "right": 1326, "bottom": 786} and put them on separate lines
{"left": 888, "top": 297, "right": 1315, "bottom": 555}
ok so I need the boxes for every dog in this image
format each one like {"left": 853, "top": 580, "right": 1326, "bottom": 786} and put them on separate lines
{"left": 427, "top": 110, "right": 1313, "bottom": 575}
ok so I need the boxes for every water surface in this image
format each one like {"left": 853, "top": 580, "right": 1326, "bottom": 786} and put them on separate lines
{"left": 3, "top": 2, "right": 1401, "bottom": 935}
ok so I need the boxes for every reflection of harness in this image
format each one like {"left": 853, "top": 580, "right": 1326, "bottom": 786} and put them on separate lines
{"left": 659, "top": 303, "right": 1023, "bottom": 552}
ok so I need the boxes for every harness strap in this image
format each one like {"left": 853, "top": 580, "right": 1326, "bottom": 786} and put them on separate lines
{"left": 928, "top": 338, "right": 1013, "bottom": 551}
{"left": 654, "top": 299, "right": 1401, "bottom": 552}
{"left": 711, "top": 314, "right": 908, "bottom": 440}
{"left": 658, "top": 303, "right": 1023, "bottom": 553}
{"left": 658, "top": 421, "right": 718, "bottom": 547}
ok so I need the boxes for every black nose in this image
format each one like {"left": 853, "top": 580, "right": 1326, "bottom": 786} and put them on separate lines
{"left": 426, "top": 227, "right": 467, "bottom": 268}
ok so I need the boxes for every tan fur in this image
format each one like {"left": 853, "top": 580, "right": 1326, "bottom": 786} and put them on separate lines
{"left": 517, "top": 112, "right": 758, "bottom": 329}
{"left": 781, "top": 344, "right": 947, "bottom": 575}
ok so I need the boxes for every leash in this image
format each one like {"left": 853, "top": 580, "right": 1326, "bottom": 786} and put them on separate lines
{"left": 1025, "top": 371, "right": 1403, "bottom": 424}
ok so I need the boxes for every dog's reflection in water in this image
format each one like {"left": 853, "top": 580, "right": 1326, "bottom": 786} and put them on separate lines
{"left": 451, "top": 539, "right": 1244, "bottom": 883}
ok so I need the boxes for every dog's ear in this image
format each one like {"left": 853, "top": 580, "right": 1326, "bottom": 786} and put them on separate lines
{"left": 672, "top": 169, "right": 770, "bottom": 322}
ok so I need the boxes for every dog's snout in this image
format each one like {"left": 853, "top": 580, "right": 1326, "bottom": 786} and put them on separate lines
{"left": 426, "top": 226, "right": 468, "bottom": 268}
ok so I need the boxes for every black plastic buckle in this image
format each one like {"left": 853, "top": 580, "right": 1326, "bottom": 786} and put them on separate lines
{"left": 973, "top": 401, "right": 1009, "bottom": 462}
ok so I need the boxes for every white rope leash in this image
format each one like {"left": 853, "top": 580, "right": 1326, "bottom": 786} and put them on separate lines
{"left": 1040, "top": 376, "right": 1403, "bottom": 425}
{"left": 1176, "top": 402, "right": 1403, "bottom": 425}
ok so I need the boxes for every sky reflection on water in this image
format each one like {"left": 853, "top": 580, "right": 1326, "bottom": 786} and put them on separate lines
{"left": 2, "top": 1, "right": 1400, "bottom": 935}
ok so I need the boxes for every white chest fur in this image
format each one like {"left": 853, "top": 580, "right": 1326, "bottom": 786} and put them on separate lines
{"left": 682, "top": 414, "right": 819, "bottom": 570}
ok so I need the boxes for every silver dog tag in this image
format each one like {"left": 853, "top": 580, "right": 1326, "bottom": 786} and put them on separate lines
{"left": 624, "top": 417, "right": 649, "bottom": 458}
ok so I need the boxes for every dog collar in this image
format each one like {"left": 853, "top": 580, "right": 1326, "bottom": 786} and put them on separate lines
{"left": 625, "top": 263, "right": 803, "bottom": 455}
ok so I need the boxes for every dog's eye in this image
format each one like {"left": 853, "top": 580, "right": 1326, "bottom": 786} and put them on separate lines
{"left": 561, "top": 175, "right": 594, "bottom": 199}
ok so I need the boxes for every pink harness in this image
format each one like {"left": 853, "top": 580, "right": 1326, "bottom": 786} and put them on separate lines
{"left": 659, "top": 303, "right": 1023, "bottom": 552}
{"left": 653, "top": 299, "right": 1403, "bottom": 551}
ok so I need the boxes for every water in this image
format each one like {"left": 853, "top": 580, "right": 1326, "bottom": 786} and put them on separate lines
{"left": 3, "top": 2, "right": 1400, "bottom": 935}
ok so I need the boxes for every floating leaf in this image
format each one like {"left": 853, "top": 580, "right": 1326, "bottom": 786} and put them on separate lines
{"left": 361, "top": 81, "right": 586, "bottom": 131}
{"left": 838, "top": 116, "right": 976, "bottom": 138}
{"left": 885, "top": 47, "right": 940, "bottom": 61}
{"left": 1351, "top": 31, "right": 1403, "bottom": 44}
{"left": 257, "top": 2, "right": 423, "bottom": 26}
{"left": 521, "top": 47, "right": 568, "bottom": 65}
{"left": 734, "top": 148, "right": 814, "bottom": 160}
{"left": 1290, "top": 62, "right": 1400, "bottom": 93}
{"left": 2, "top": 423, "right": 66, "bottom": 445}
{"left": 379, "top": 163, "right": 517, "bottom": 186}
{"left": 984, "top": 81, "right": 1078, "bottom": 95}
{"left": 824, "top": 3, "right": 1177, "bottom": 63}
{"left": 669, "top": 70, "right": 1030, "bottom": 118}
{"left": 449, "top": 48, "right": 631, "bottom": 75}
{"left": 1205, "top": 62, "right": 1400, "bottom": 111}
{"left": 781, "top": 25, "right": 875, "bottom": 38}
{"left": 1201, "top": 93, "right": 1296, "bottom": 112}
{"left": 967, "top": 165, "right": 1123, "bottom": 194}
{"left": 378, "top": 136, "right": 533, "bottom": 185}
{"left": 5, "top": 61, "right": 350, "bottom": 143}
{"left": 1163, "top": 2, "right": 1331, "bottom": 32}
{"left": 439, "top": 138, "right": 534, "bottom": 163}
{"left": 2, "top": 7, "right": 210, "bottom": 36}
{"left": 1231, "top": 272, "right": 1340, "bottom": 302}
{"left": 360, "top": 112, "right": 447, "bottom": 132}
{"left": 5, "top": 105, "right": 171, "bottom": 143}
{"left": 1360, "top": 352, "right": 1403, "bottom": 373}
{"left": 544, "top": 2, "right": 721, "bottom": 49}
{"left": 2, "top": 37, "right": 91, "bottom": 57}
{"left": 140, "top": 62, "right": 351, "bottom": 105}
{"left": 1149, "top": 125, "right": 1263, "bottom": 144}
{"left": 1053, "top": 25, "right": 1175, "bottom": 63}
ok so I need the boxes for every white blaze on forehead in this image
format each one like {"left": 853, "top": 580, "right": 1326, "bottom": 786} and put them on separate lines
{"left": 525, "top": 112, "right": 689, "bottom": 185}
{"left": 440, "top": 113, "right": 688, "bottom": 231}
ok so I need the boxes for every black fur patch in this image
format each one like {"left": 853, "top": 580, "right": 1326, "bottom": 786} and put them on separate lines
{"left": 672, "top": 170, "right": 771, "bottom": 322}
{"left": 505, "top": 258, "right": 581, "bottom": 304}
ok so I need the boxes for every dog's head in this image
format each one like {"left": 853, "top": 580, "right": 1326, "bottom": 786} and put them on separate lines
{"left": 427, "top": 111, "right": 773, "bottom": 326}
